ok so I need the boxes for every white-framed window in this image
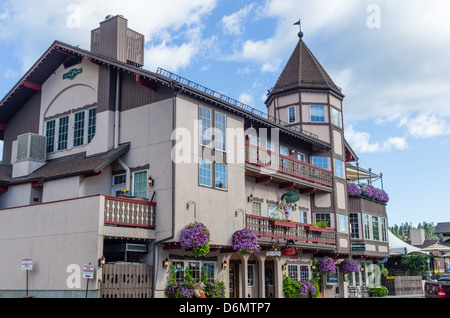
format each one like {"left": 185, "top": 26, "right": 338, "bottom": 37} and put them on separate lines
{"left": 268, "top": 204, "right": 278, "bottom": 219}
{"left": 315, "top": 212, "right": 331, "bottom": 227}
{"left": 280, "top": 146, "right": 289, "bottom": 156}
{"left": 199, "top": 159, "right": 212, "bottom": 187}
{"left": 215, "top": 163, "right": 227, "bottom": 190}
{"left": 310, "top": 105, "right": 325, "bottom": 122}
{"left": 87, "top": 108, "right": 97, "bottom": 143}
{"left": 331, "top": 107, "right": 342, "bottom": 127}
{"left": 372, "top": 216, "right": 380, "bottom": 241}
{"left": 252, "top": 202, "right": 262, "bottom": 216}
{"left": 334, "top": 158, "right": 345, "bottom": 178}
{"left": 300, "top": 211, "right": 308, "bottom": 224}
{"left": 287, "top": 264, "right": 299, "bottom": 281}
{"left": 132, "top": 170, "right": 148, "bottom": 199}
{"left": 215, "top": 112, "right": 226, "bottom": 152}
{"left": 338, "top": 214, "right": 348, "bottom": 233}
{"left": 326, "top": 270, "right": 339, "bottom": 285}
{"left": 171, "top": 260, "right": 216, "bottom": 283}
{"left": 57, "top": 116, "right": 69, "bottom": 151}
{"left": 299, "top": 265, "right": 311, "bottom": 281}
{"left": 45, "top": 120, "right": 56, "bottom": 153}
{"left": 199, "top": 106, "right": 212, "bottom": 147}
{"left": 349, "top": 212, "right": 360, "bottom": 239}
{"left": 381, "top": 217, "right": 388, "bottom": 242}
{"left": 288, "top": 264, "right": 311, "bottom": 281}
{"left": 312, "top": 156, "right": 329, "bottom": 170}
{"left": 73, "top": 111, "right": 85, "bottom": 147}
{"left": 363, "top": 214, "right": 371, "bottom": 240}
{"left": 112, "top": 173, "right": 127, "bottom": 196}
{"left": 297, "top": 152, "right": 306, "bottom": 162}
{"left": 288, "top": 106, "right": 296, "bottom": 124}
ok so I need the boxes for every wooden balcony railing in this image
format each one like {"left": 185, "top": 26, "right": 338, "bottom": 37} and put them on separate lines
{"left": 103, "top": 196, "right": 156, "bottom": 229}
{"left": 246, "top": 215, "right": 336, "bottom": 247}
{"left": 245, "top": 143, "right": 332, "bottom": 187}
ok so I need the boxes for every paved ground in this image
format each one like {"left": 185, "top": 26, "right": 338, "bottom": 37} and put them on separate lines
{"left": 384, "top": 294, "right": 424, "bottom": 298}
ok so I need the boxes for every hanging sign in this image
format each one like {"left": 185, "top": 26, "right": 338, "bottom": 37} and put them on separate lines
{"left": 21, "top": 258, "right": 33, "bottom": 271}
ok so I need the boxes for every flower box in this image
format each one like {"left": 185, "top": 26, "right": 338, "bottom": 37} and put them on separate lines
{"left": 308, "top": 226, "right": 327, "bottom": 232}
{"left": 269, "top": 220, "right": 297, "bottom": 228}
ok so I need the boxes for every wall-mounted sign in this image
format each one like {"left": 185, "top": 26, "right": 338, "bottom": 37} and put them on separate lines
{"left": 351, "top": 243, "right": 366, "bottom": 251}
{"left": 83, "top": 264, "right": 95, "bottom": 279}
{"left": 63, "top": 68, "right": 83, "bottom": 80}
{"left": 266, "top": 251, "right": 281, "bottom": 257}
{"left": 21, "top": 258, "right": 33, "bottom": 271}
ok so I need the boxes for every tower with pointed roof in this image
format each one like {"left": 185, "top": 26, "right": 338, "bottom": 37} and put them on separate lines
{"left": 266, "top": 29, "right": 350, "bottom": 255}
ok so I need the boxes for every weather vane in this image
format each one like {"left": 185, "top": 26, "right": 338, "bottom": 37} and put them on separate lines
{"left": 294, "top": 19, "right": 303, "bottom": 39}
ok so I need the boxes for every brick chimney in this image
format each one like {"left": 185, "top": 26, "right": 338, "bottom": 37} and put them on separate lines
{"left": 90, "top": 15, "right": 144, "bottom": 67}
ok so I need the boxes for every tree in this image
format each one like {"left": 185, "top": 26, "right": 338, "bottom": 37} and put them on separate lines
{"left": 401, "top": 254, "right": 431, "bottom": 276}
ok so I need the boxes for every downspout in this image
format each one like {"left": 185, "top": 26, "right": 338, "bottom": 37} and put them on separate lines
{"left": 114, "top": 70, "right": 131, "bottom": 192}
{"left": 152, "top": 81, "right": 182, "bottom": 297}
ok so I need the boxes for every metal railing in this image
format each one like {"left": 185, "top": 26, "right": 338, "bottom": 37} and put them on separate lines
{"left": 245, "top": 143, "right": 333, "bottom": 187}
{"left": 155, "top": 67, "right": 320, "bottom": 140}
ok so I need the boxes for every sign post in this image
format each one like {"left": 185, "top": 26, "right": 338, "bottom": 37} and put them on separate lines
{"left": 21, "top": 258, "right": 33, "bottom": 296}
{"left": 83, "top": 263, "right": 95, "bottom": 298}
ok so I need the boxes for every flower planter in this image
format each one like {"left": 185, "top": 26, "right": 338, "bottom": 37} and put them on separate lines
{"left": 308, "top": 226, "right": 327, "bottom": 232}
{"left": 269, "top": 220, "right": 297, "bottom": 228}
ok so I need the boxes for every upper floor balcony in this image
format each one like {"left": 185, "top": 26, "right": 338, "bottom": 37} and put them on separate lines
{"left": 245, "top": 142, "right": 333, "bottom": 191}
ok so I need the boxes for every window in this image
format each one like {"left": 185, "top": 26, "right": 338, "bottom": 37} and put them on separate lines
{"left": 268, "top": 204, "right": 278, "bottom": 219}
{"left": 280, "top": 146, "right": 289, "bottom": 156}
{"left": 338, "top": 214, "right": 348, "bottom": 233}
{"left": 372, "top": 216, "right": 379, "bottom": 241}
{"left": 252, "top": 202, "right": 261, "bottom": 216}
{"left": 73, "top": 111, "right": 85, "bottom": 147}
{"left": 87, "top": 108, "right": 97, "bottom": 143}
{"left": 248, "top": 264, "right": 255, "bottom": 287}
{"left": 315, "top": 213, "right": 331, "bottom": 227}
{"left": 331, "top": 108, "right": 342, "bottom": 127}
{"left": 310, "top": 105, "right": 325, "bottom": 122}
{"left": 45, "top": 120, "right": 56, "bottom": 153}
{"left": 199, "top": 106, "right": 212, "bottom": 147}
{"left": 188, "top": 261, "right": 201, "bottom": 283}
{"left": 215, "top": 112, "right": 226, "bottom": 151}
{"left": 381, "top": 218, "right": 388, "bottom": 242}
{"left": 363, "top": 214, "right": 371, "bottom": 240}
{"left": 199, "top": 159, "right": 212, "bottom": 187}
{"left": 112, "top": 173, "right": 127, "bottom": 196}
{"left": 312, "top": 156, "right": 328, "bottom": 170}
{"left": 297, "top": 152, "right": 305, "bottom": 162}
{"left": 288, "top": 106, "right": 296, "bottom": 124}
{"left": 133, "top": 170, "right": 148, "bottom": 199}
{"left": 334, "top": 158, "right": 344, "bottom": 178}
{"left": 215, "top": 163, "right": 227, "bottom": 190}
{"left": 349, "top": 213, "right": 360, "bottom": 239}
{"left": 300, "top": 211, "right": 308, "bottom": 224}
{"left": 326, "top": 271, "right": 339, "bottom": 285}
{"left": 172, "top": 261, "right": 185, "bottom": 282}
{"left": 299, "top": 265, "right": 310, "bottom": 281}
{"left": 172, "top": 260, "right": 216, "bottom": 283}
{"left": 203, "top": 262, "right": 216, "bottom": 282}
{"left": 287, "top": 265, "right": 299, "bottom": 281}
{"left": 57, "top": 116, "right": 69, "bottom": 151}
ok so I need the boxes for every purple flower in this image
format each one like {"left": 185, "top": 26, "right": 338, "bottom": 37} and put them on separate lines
{"left": 232, "top": 229, "right": 258, "bottom": 254}
{"left": 299, "top": 281, "right": 317, "bottom": 298}
{"left": 339, "top": 258, "right": 360, "bottom": 273}
{"left": 180, "top": 222, "right": 210, "bottom": 257}
{"left": 347, "top": 183, "right": 362, "bottom": 196}
{"left": 318, "top": 257, "right": 336, "bottom": 275}
{"left": 348, "top": 183, "right": 389, "bottom": 203}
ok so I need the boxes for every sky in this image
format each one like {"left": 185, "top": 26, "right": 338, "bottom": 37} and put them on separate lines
{"left": 0, "top": 0, "right": 449, "bottom": 227}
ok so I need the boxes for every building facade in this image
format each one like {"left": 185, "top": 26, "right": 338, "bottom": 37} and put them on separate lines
{"left": 0, "top": 15, "right": 389, "bottom": 298}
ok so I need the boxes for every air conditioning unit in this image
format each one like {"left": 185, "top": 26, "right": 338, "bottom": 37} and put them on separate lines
{"left": 16, "top": 133, "right": 46, "bottom": 162}
{"left": 126, "top": 243, "right": 147, "bottom": 253}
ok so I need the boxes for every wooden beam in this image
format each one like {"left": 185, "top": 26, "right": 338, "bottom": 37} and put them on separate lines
{"left": 279, "top": 182, "right": 295, "bottom": 189}
{"left": 300, "top": 188, "right": 316, "bottom": 194}
{"left": 136, "top": 74, "right": 157, "bottom": 92}
{"left": 256, "top": 176, "right": 272, "bottom": 184}
{"left": 23, "top": 81, "right": 42, "bottom": 92}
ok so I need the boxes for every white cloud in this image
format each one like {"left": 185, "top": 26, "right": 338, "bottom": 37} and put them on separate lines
{"left": 399, "top": 114, "right": 450, "bottom": 139}
{"left": 238, "top": 92, "right": 254, "bottom": 106}
{"left": 345, "top": 125, "right": 408, "bottom": 153}
{"left": 221, "top": 3, "right": 255, "bottom": 35}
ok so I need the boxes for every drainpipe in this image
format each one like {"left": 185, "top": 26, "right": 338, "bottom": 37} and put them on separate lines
{"left": 152, "top": 81, "right": 182, "bottom": 297}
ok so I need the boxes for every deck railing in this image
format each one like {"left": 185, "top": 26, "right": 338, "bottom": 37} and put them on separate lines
{"left": 245, "top": 143, "right": 333, "bottom": 187}
{"left": 103, "top": 196, "right": 156, "bottom": 229}
{"left": 246, "top": 215, "right": 336, "bottom": 246}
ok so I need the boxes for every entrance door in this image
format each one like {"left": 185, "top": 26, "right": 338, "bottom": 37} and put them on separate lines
{"left": 265, "top": 260, "right": 274, "bottom": 298}
{"left": 229, "top": 262, "right": 240, "bottom": 298}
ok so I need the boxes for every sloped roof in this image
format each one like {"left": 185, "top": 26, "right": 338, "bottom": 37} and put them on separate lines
{"left": 436, "top": 222, "right": 450, "bottom": 236}
{"left": 0, "top": 142, "right": 130, "bottom": 185}
{"left": 267, "top": 39, "right": 344, "bottom": 102}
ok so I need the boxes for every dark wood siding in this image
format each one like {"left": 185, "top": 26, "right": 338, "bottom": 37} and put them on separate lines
{"left": 3, "top": 92, "right": 41, "bottom": 164}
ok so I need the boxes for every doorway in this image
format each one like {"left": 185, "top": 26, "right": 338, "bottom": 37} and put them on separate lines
{"left": 229, "top": 261, "right": 240, "bottom": 298}
{"left": 265, "top": 260, "right": 275, "bottom": 298}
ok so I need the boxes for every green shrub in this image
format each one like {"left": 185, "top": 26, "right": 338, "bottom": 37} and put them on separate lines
{"left": 370, "top": 286, "right": 388, "bottom": 297}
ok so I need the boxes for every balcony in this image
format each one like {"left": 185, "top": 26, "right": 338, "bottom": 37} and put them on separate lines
{"left": 246, "top": 215, "right": 336, "bottom": 250}
{"left": 103, "top": 195, "right": 156, "bottom": 229}
{"left": 245, "top": 143, "right": 332, "bottom": 191}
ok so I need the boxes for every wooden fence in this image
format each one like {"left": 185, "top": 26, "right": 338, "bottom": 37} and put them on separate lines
{"left": 381, "top": 276, "right": 423, "bottom": 296}
{"left": 100, "top": 264, "right": 152, "bottom": 298}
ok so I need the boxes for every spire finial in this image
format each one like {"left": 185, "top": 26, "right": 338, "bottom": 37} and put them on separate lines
{"left": 294, "top": 19, "right": 303, "bottom": 40}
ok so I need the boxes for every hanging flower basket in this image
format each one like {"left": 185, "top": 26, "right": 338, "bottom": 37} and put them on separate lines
{"left": 180, "top": 222, "right": 211, "bottom": 258}
{"left": 317, "top": 257, "right": 336, "bottom": 275}
{"left": 339, "top": 258, "right": 360, "bottom": 273}
{"left": 232, "top": 229, "right": 258, "bottom": 255}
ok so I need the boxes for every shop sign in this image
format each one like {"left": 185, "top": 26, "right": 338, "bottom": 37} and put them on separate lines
{"left": 351, "top": 243, "right": 366, "bottom": 251}
{"left": 266, "top": 251, "right": 281, "bottom": 257}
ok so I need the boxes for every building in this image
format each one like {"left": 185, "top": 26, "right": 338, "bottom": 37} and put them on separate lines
{"left": 0, "top": 15, "right": 390, "bottom": 298}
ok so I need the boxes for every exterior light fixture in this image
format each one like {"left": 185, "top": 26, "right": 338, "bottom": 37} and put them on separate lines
{"left": 221, "top": 260, "right": 228, "bottom": 270}
{"left": 98, "top": 256, "right": 106, "bottom": 268}
{"left": 290, "top": 148, "right": 295, "bottom": 154}
{"left": 162, "top": 257, "right": 170, "bottom": 269}
{"left": 148, "top": 176, "right": 154, "bottom": 187}
{"left": 248, "top": 194, "right": 254, "bottom": 203}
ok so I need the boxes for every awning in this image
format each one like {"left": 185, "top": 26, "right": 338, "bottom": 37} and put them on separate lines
{"left": 388, "top": 230, "right": 427, "bottom": 255}
{"left": 346, "top": 163, "right": 382, "bottom": 183}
